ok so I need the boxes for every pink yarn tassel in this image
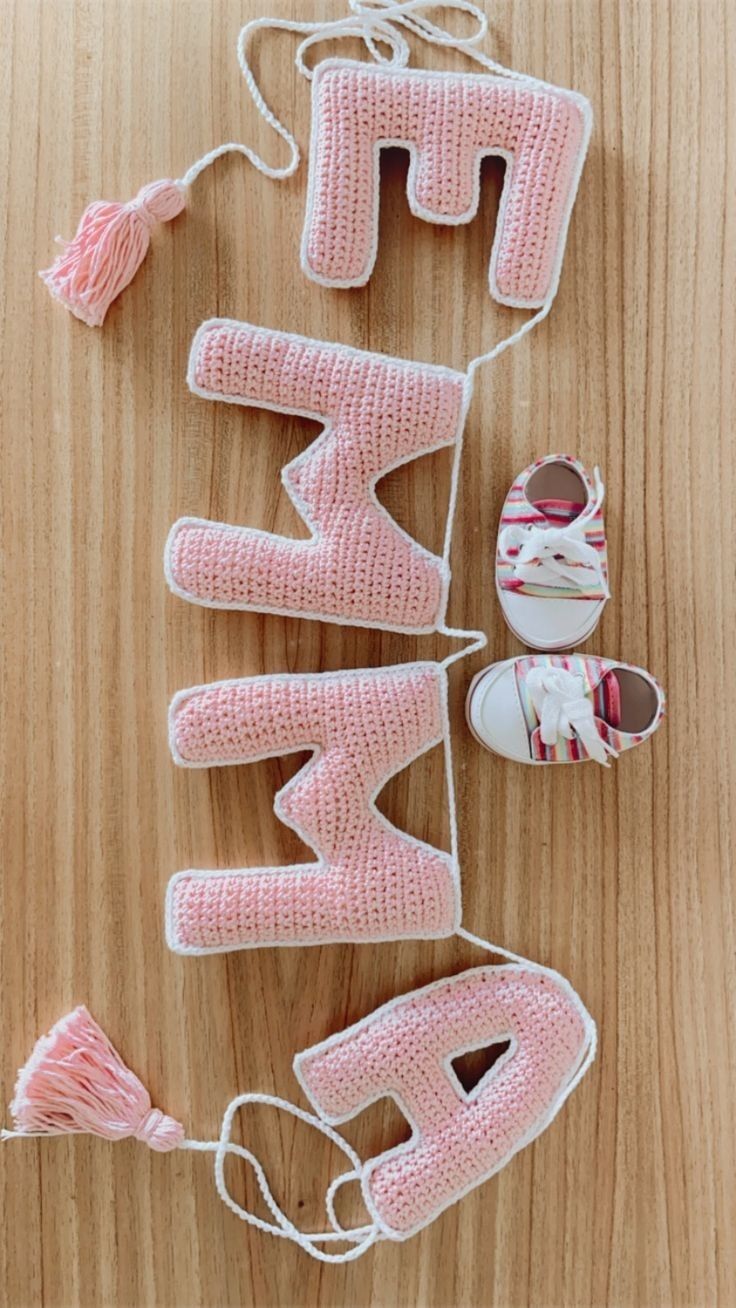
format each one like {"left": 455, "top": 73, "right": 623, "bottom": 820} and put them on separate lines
{"left": 6, "top": 1006, "right": 184, "bottom": 1152}
{"left": 39, "top": 178, "right": 186, "bottom": 327}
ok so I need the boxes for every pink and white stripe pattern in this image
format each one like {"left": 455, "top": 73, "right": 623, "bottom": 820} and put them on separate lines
{"left": 514, "top": 654, "right": 665, "bottom": 763}
{"left": 497, "top": 454, "right": 608, "bottom": 601}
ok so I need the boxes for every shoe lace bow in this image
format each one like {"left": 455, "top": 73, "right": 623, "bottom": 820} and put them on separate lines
{"left": 498, "top": 467, "right": 609, "bottom": 595}
{"left": 526, "top": 665, "right": 618, "bottom": 766}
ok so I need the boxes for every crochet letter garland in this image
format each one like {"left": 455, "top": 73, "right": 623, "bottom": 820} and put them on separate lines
{"left": 166, "top": 320, "right": 469, "bottom": 634}
{"left": 167, "top": 663, "right": 460, "bottom": 951}
{"left": 301, "top": 60, "right": 592, "bottom": 307}
{"left": 15, "top": 1, "right": 600, "bottom": 1267}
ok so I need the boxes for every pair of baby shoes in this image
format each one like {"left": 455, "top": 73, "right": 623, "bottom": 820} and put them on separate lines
{"left": 466, "top": 454, "right": 665, "bottom": 766}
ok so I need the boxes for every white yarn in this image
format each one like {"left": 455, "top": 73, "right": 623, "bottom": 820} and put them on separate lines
{"left": 178, "top": 1, "right": 552, "bottom": 188}
{"left": 181, "top": 1093, "right": 380, "bottom": 1263}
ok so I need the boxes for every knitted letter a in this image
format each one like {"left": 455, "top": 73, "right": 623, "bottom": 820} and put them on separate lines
{"left": 295, "top": 965, "right": 592, "bottom": 1239}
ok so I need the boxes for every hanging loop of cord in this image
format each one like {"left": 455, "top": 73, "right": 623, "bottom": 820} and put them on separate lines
{"left": 178, "top": 0, "right": 549, "bottom": 189}
{"left": 295, "top": 0, "right": 493, "bottom": 78}
{"left": 181, "top": 1092, "right": 380, "bottom": 1263}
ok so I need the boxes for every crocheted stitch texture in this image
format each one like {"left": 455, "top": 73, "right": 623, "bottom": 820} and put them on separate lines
{"left": 166, "top": 319, "right": 468, "bottom": 633}
{"left": 166, "top": 664, "right": 460, "bottom": 951}
{"left": 302, "top": 60, "right": 592, "bottom": 307}
{"left": 295, "top": 964, "right": 589, "bottom": 1239}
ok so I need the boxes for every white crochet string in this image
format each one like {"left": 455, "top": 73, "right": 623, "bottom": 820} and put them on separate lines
{"left": 177, "top": 0, "right": 553, "bottom": 189}
{"left": 465, "top": 301, "right": 554, "bottom": 377}
{"left": 439, "top": 627, "right": 487, "bottom": 670}
{"left": 181, "top": 1092, "right": 380, "bottom": 1263}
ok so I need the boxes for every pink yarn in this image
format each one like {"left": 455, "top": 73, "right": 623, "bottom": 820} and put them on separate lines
{"left": 9, "top": 1006, "right": 184, "bottom": 1152}
{"left": 296, "top": 965, "right": 588, "bottom": 1238}
{"left": 39, "top": 179, "right": 185, "bottom": 326}
{"left": 168, "top": 320, "right": 466, "bottom": 632}
{"left": 303, "top": 62, "right": 589, "bottom": 306}
{"left": 167, "top": 665, "right": 458, "bottom": 951}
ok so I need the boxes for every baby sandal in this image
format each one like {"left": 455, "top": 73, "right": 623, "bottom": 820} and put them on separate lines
{"left": 496, "top": 455, "right": 610, "bottom": 650}
{"left": 466, "top": 655, "right": 665, "bottom": 766}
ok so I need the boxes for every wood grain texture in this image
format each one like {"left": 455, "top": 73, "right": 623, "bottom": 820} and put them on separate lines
{"left": 1, "top": 1, "right": 734, "bottom": 1304}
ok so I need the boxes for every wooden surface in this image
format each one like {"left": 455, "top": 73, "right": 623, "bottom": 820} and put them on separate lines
{"left": 1, "top": 1, "right": 734, "bottom": 1304}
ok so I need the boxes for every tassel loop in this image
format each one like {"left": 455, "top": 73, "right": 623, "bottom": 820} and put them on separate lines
{"left": 39, "top": 178, "right": 185, "bottom": 327}
{"left": 133, "top": 1107, "right": 186, "bottom": 1152}
{"left": 128, "top": 178, "right": 187, "bottom": 227}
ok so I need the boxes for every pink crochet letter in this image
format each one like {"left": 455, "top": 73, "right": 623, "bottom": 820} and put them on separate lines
{"left": 166, "top": 664, "right": 459, "bottom": 951}
{"left": 296, "top": 965, "right": 592, "bottom": 1239}
{"left": 302, "top": 62, "right": 592, "bottom": 307}
{"left": 166, "top": 320, "right": 467, "bottom": 633}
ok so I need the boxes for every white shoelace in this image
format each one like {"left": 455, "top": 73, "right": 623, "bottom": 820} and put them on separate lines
{"left": 526, "top": 666, "right": 619, "bottom": 766}
{"left": 498, "top": 467, "right": 609, "bottom": 595}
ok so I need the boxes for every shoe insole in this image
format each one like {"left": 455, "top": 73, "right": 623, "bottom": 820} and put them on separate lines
{"left": 527, "top": 463, "right": 587, "bottom": 508}
{"left": 605, "top": 668, "right": 658, "bottom": 733}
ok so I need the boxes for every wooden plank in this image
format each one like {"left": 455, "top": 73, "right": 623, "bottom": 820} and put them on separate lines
{"left": 1, "top": 1, "right": 733, "bottom": 1303}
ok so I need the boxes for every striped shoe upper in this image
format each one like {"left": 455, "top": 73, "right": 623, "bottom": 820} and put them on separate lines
{"left": 514, "top": 655, "right": 665, "bottom": 764}
{"left": 497, "top": 455, "right": 609, "bottom": 602}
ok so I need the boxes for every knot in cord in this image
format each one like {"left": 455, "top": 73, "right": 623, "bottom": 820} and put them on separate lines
{"left": 293, "top": 0, "right": 491, "bottom": 78}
